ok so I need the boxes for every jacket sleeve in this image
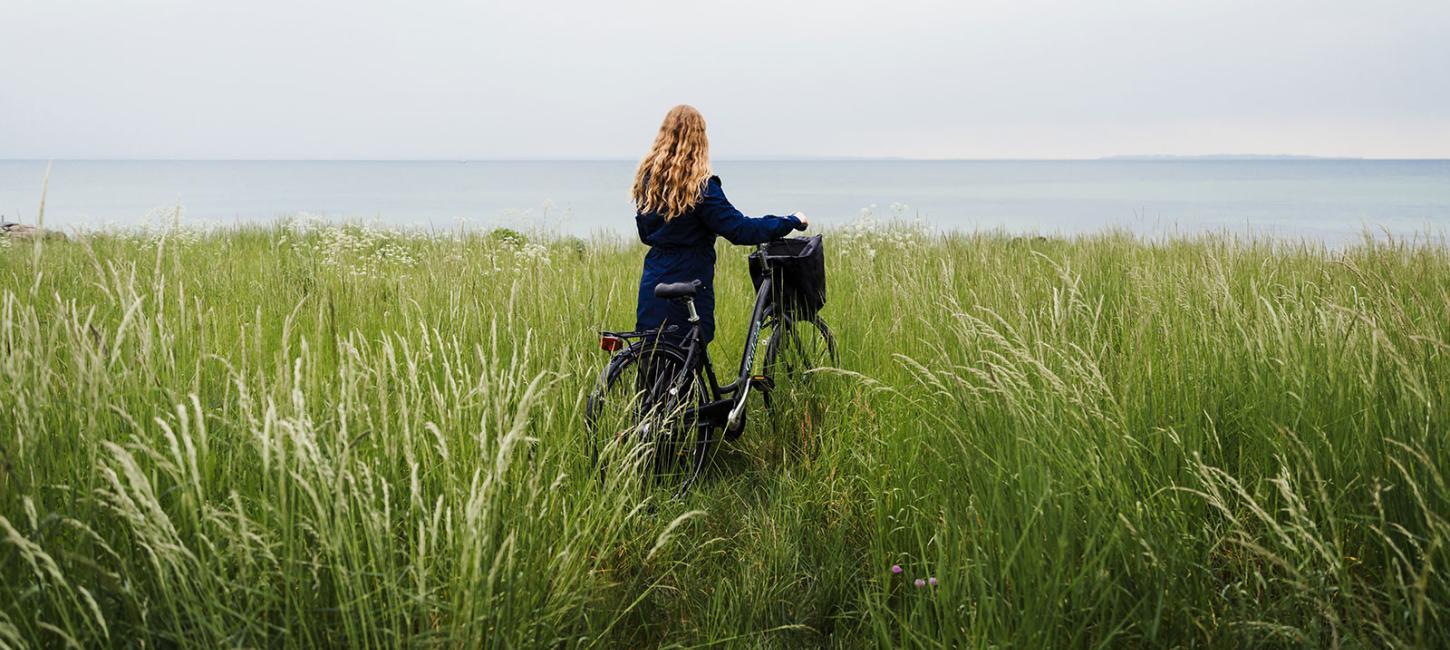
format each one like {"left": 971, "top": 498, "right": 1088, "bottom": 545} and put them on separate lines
{"left": 697, "top": 178, "right": 803, "bottom": 245}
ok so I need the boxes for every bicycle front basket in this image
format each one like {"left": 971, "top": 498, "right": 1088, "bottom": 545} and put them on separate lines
{"left": 749, "top": 235, "right": 826, "bottom": 317}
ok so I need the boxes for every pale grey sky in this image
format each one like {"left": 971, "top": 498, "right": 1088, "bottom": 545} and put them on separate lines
{"left": 2, "top": 0, "right": 1447, "bottom": 160}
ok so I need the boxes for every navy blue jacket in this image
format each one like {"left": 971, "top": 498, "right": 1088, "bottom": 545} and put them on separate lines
{"left": 636, "top": 176, "right": 804, "bottom": 343}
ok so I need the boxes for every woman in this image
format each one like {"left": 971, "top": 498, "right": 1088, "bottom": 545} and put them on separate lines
{"left": 632, "top": 105, "right": 808, "bottom": 344}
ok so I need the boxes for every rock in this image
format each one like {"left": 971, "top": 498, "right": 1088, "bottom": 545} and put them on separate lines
{"left": 1009, "top": 235, "right": 1053, "bottom": 246}
{"left": 1, "top": 223, "right": 66, "bottom": 241}
{"left": 2, "top": 223, "right": 37, "bottom": 238}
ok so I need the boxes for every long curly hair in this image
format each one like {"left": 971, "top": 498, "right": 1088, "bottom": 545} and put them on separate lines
{"left": 632, "top": 105, "right": 712, "bottom": 221}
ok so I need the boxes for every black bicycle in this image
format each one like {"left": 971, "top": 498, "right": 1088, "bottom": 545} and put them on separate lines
{"left": 585, "top": 235, "right": 837, "bottom": 496}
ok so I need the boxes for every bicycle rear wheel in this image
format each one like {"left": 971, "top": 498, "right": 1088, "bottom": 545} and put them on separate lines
{"left": 585, "top": 344, "right": 712, "bottom": 495}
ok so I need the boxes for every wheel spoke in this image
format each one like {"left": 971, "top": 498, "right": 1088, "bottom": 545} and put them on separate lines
{"left": 585, "top": 345, "right": 715, "bottom": 496}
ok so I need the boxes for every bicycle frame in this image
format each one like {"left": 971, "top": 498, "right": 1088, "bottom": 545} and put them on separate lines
{"left": 648, "top": 272, "right": 774, "bottom": 435}
{"left": 606, "top": 261, "right": 783, "bottom": 438}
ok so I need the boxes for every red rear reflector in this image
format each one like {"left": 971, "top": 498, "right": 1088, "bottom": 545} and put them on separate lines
{"left": 599, "top": 335, "right": 624, "bottom": 352}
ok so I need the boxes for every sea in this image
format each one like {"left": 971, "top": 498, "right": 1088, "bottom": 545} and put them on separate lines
{"left": 2, "top": 159, "right": 1447, "bottom": 244}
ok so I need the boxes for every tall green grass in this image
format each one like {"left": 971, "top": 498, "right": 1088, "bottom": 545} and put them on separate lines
{"left": 1, "top": 221, "right": 1447, "bottom": 647}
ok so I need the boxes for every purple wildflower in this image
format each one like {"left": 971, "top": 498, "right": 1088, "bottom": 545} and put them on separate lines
{"left": 928, "top": 577, "right": 938, "bottom": 587}
{"left": 913, "top": 578, "right": 926, "bottom": 588}
{"left": 891, "top": 565, "right": 903, "bottom": 575}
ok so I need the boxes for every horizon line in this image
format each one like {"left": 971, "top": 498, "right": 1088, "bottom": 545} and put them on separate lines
{"left": 4, "top": 155, "right": 1449, "bottom": 163}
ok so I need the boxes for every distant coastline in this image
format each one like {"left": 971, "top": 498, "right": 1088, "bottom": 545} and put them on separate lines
{"left": 6, "top": 154, "right": 1439, "bottom": 163}
{"left": 1097, "top": 154, "right": 1361, "bottom": 161}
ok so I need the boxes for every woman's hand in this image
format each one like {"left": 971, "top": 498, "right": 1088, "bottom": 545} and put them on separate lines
{"left": 792, "top": 212, "right": 810, "bottom": 230}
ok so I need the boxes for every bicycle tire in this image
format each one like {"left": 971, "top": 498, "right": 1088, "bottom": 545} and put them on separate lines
{"left": 585, "top": 342, "right": 713, "bottom": 496}
{"left": 763, "top": 314, "right": 837, "bottom": 385}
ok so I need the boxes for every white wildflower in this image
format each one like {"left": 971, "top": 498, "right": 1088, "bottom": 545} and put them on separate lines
{"left": 514, "top": 242, "right": 552, "bottom": 271}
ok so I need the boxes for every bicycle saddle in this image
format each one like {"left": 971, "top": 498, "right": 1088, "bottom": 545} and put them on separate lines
{"left": 654, "top": 280, "right": 700, "bottom": 300}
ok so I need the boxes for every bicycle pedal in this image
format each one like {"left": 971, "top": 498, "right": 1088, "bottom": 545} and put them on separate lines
{"left": 749, "top": 375, "right": 775, "bottom": 392}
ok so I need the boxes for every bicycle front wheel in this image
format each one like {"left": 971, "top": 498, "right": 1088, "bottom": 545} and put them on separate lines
{"left": 763, "top": 314, "right": 838, "bottom": 385}
{"left": 759, "top": 314, "right": 838, "bottom": 453}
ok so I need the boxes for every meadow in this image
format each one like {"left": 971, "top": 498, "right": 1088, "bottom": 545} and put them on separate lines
{"left": 1, "top": 218, "right": 1448, "bottom": 648}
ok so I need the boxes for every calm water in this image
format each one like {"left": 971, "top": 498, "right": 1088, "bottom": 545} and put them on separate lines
{"left": 2, "top": 159, "right": 1448, "bottom": 243}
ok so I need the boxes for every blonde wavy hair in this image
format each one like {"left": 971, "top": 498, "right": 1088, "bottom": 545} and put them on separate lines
{"left": 632, "top": 105, "right": 712, "bottom": 221}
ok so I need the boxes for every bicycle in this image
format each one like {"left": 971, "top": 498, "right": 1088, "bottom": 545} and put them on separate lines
{"left": 585, "top": 235, "right": 837, "bottom": 497}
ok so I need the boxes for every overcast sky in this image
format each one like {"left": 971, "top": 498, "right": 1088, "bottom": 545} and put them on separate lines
{"left": 2, "top": 0, "right": 1447, "bottom": 160}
